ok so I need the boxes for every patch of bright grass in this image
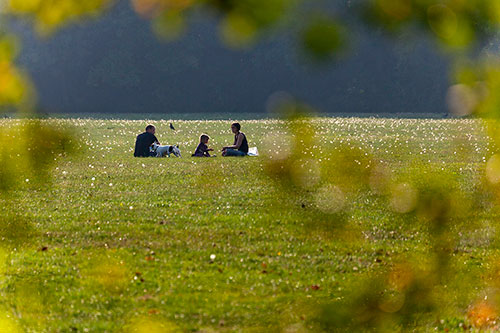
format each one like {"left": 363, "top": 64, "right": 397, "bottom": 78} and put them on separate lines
{"left": 0, "top": 118, "right": 493, "bottom": 331}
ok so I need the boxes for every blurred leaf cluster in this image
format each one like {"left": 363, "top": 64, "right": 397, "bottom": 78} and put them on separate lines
{"left": 310, "top": 264, "right": 436, "bottom": 331}
{"left": 2, "top": 0, "right": 500, "bottom": 331}
{"left": 131, "top": 0, "right": 346, "bottom": 58}
{"left": 4, "top": 0, "right": 500, "bottom": 114}
{"left": 0, "top": 120, "right": 76, "bottom": 192}
{"left": 263, "top": 109, "right": 381, "bottom": 230}
{"left": 365, "top": 0, "right": 500, "bottom": 49}
{"left": 6, "top": 0, "right": 115, "bottom": 35}
{"left": 0, "top": 120, "right": 78, "bottom": 248}
{"left": 0, "top": 34, "right": 32, "bottom": 109}
{"left": 0, "top": 120, "right": 80, "bottom": 331}
{"left": 132, "top": 0, "right": 295, "bottom": 44}
{"left": 262, "top": 105, "right": 494, "bottom": 330}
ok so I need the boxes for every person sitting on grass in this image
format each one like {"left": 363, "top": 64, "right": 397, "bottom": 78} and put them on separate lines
{"left": 222, "top": 122, "right": 249, "bottom": 157}
{"left": 192, "top": 134, "right": 214, "bottom": 157}
{"left": 134, "top": 124, "right": 160, "bottom": 157}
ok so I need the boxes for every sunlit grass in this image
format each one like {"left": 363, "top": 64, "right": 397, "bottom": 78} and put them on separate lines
{"left": 0, "top": 117, "right": 496, "bottom": 331}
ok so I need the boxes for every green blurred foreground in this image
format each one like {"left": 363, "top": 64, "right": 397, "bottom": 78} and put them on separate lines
{"left": 0, "top": 117, "right": 499, "bottom": 332}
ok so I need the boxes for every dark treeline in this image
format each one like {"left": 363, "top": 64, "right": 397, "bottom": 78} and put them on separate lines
{"left": 9, "top": 1, "right": 452, "bottom": 115}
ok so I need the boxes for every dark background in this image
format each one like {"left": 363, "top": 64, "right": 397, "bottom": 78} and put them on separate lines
{"left": 9, "top": 1, "right": 452, "bottom": 116}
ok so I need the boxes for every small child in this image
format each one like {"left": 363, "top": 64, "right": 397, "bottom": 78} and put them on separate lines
{"left": 192, "top": 134, "right": 214, "bottom": 157}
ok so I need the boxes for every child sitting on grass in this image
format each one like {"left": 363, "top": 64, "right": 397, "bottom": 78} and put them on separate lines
{"left": 192, "top": 134, "right": 214, "bottom": 157}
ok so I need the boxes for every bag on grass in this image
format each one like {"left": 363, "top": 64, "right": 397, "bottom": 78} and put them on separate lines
{"left": 247, "top": 147, "right": 259, "bottom": 156}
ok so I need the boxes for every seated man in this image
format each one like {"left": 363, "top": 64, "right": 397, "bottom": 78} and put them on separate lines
{"left": 134, "top": 125, "right": 160, "bottom": 157}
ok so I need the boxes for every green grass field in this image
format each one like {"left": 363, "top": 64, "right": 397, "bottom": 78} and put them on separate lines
{"left": 0, "top": 117, "right": 497, "bottom": 332}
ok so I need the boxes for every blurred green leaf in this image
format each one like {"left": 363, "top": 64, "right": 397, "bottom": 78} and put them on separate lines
{"left": 302, "top": 16, "right": 345, "bottom": 61}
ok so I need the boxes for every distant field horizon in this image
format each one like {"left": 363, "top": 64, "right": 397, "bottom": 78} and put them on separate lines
{"left": 3, "top": 112, "right": 451, "bottom": 120}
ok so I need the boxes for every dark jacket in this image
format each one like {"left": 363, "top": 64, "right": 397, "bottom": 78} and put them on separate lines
{"left": 134, "top": 132, "right": 158, "bottom": 157}
{"left": 192, "top": 143, "right": 211, "bottom": 157}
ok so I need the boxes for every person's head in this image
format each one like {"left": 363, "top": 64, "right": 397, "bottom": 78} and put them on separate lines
{"left": 146, "top": 125, "right": 156, "bottom": 135}
{"left": 200, "top": 134, "right": 210, "bottom": 144}
{"left": 231, "top": 122, "right": 241, "bottom": 134}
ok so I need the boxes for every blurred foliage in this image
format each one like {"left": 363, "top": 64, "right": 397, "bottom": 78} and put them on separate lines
{"left": 124, "top": 317, "right": 181, "bottom": 332}
{"left": 81, "top": 252, "right": 129, "bottom": 294}
{"left": 450, "top": 61, "right": 500, "bottom": 119}
{"left": 310, "top": 265, "right": 436, "bottom": 331}
{"left": 0, "top": 34, "right": 33, "bottom": 110}
{"left": 3, "top": 0, "right": 500, "bottom": 331}
{"left": 262, "top": 102, "right": 494, "bottom": 330}
{"left": 0, "top": 311, "right": 21, "bottom": 332}
{"left": 0, "top": 206, "right": 35, "bottom": 247}
{"left": 0, "top": 249, "right": 21, "bottom": 332}
{"left": 131, "top": 0, "right": 299, "bottom": 48}
{"left": 302, "top": 15, "right": 346, "bottom": 61}
{"left": 0, "top": 120, "right": 78, "bottom": 328}
{"left": 4, "top": 0, "right": 500, "bottom": 112}
{"left": 364, "top": 0, "right": 500, "bottom": 49}
{"left": 0, "top": 120, "right": 77, "bottom": 191}
{"left": 126, "top": 0, "right": 500, "bottom": 56}
{"left": 6, "top": 0, "right": 115, "bottom": 35}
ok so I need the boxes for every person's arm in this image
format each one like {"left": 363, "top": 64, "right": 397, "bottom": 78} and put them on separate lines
{"left": 201, "top": 144, "right": 212, "bottom": 153}
{"left": 223, "top": 134, "right": 243, "bottom": 150}
{"left": 153, "top": 135, "right": 160, "bottom": 145}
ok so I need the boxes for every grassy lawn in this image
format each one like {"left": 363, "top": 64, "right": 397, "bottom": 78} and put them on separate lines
{"left": 0, "top": 118, "right": 496, "bottom": 332}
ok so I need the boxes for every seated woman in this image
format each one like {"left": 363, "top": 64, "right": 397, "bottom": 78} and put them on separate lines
{"left": 222, "top": 123, "right": 249, "bottom": 157}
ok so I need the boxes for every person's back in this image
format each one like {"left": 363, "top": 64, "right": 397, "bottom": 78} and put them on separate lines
{"left": 192, "top": 142, "right": 209, "bottom": 157}
{"left": 134, "top": 125, "right": 159, "bottom": 157}
{"left": 237, "top": 132, "right": 249, "bottom": 154}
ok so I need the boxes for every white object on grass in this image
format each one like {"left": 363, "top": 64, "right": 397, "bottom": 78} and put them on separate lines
{"left": 247, "top": 147, "right": 259, "bottom": 156}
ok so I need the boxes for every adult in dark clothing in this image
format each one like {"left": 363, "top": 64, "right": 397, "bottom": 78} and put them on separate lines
{"left": 134, "top": 125, "right": 160, "bottom": 157}
{"left": 192, "top": 134, "right": 214, "bottom": 157}
{"left": 222, "top": 123, "right": 249, "bottom": 157}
